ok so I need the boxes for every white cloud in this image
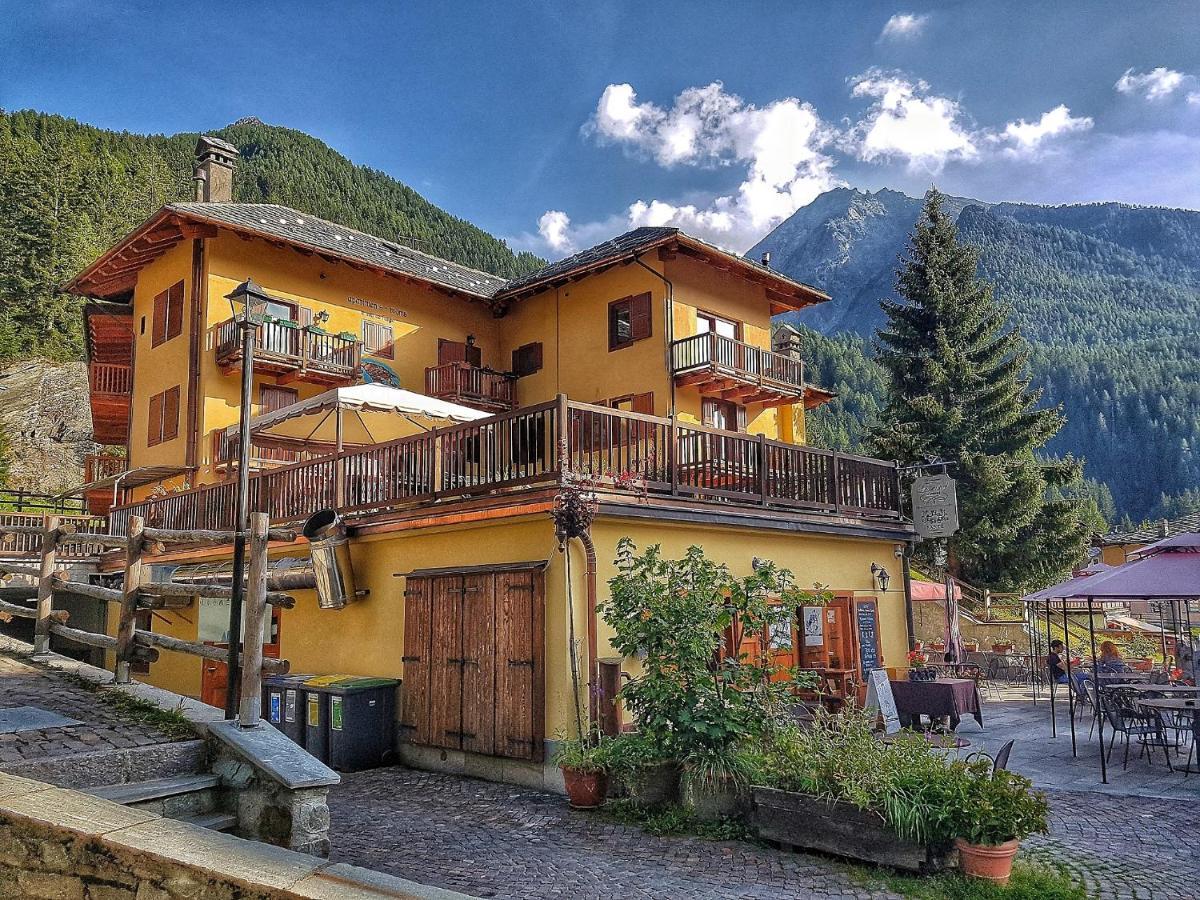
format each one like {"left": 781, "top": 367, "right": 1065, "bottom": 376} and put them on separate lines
{"left": 846, "top": 71, "right": 977, "bottom": 171}
{"left": 879, "top": 13, "right": 929, "bottom": 41}
{"left": 1188, "top": 92, "right": 1200, "bottom": 106}
{"left": 1115, "top": 67, "right": 1188, "bottom": 101}
{"left": 537, "top": 210, "right": 574, "bottom": 254}
{"left": 574, "top": 81, "right": 841, "bottom": 251}
{"left": 999, "top": 105, "right": 1093, "bottom": 156}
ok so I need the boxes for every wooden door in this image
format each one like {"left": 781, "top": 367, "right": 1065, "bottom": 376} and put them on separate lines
{"left": 459, "top": 574, "right": 496, "bottom": 756}
{"left": 399, "top": 577, "right": 433, "bottom": 746}
{"left": 494, "top": 570, "right": 545, "bottom": 761}
{"left": 429, "top": 575, "right": 464, "bottom": 749}
{"left": 201, "top": 609, "right": 282, "bottom": 709}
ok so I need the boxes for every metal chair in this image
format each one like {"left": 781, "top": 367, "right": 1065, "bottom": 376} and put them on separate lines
{"left": 966, "top": 739, "right": 1015, "bottom": 774}
{"left": 1103, "top": 687, "right": 1173, "bottom": 771}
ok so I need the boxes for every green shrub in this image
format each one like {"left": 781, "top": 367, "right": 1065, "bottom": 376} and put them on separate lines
{"left": 552, "top": 733, "right": 610, "bottom": 773}
{"left": 952, "top": 762, "right": 1049, "bottom": 846}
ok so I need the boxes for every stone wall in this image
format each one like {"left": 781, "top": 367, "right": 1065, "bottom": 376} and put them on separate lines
{"left": 0, "top": 771, "right": 466, "bottom": 900}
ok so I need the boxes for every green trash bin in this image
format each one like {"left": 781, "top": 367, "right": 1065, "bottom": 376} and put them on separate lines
{"left": 303, "top": 675, "right": 355, "bottom": 764}
{"left": 263, "top": 674, "right": 314, "bottom": 747}
{"left": 327, "top": 677, "right": 399, "bottom": 772}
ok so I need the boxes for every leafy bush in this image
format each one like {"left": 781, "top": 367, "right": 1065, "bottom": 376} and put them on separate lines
{"left": 552, "top": 733, "right": 610, "bottom": 773}
{"left": 951, "top": 763, "right": 1049, "bottom": 846}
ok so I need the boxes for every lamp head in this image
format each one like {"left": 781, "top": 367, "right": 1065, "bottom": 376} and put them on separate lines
{"left": 225, "top": 278, "right": 272, "bottom": 324}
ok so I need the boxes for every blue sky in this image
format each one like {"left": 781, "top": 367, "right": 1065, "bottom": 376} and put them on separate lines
{"left": 3, "top": 1, "right": 1199, "bottom": 257}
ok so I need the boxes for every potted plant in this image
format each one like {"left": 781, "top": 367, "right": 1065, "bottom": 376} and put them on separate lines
{"left": 680, "top": 746, "right": 746, "bottom": 822}
{"left": 605, "top": 731, "right": 679, "bottom": 808}
{"left": 991, "top": 639, "right": 1014, "bottom": 653}
{"left": 952, "top": 762, "right": 1049, "bottom": 884}
{"left": 906, "top": 649, "right": 937, "bottom": 682}
{"left": 963, "top": 640, "right": 979, "bottom": 652}
{"left": 553, "top": 734, "right": 610, "bottom": 809}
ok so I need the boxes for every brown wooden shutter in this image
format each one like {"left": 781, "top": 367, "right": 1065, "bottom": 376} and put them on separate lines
{"left": 261, "top": 385, "right": 297, "bottom": 414}
{"left": 166, "top": 282, "right": 185, "bottom": 341}
{"left": 147, "top": 392, "right": 163, "bottom": 446}
{"left": 512, "top": 342, "right": 543, "bottom": 377}
{"left": 400, "top": 576, "right": 434, "bottom": 746}
{"left": 162, "top": 386, "right": 180, "bottom": 442}
{"left": 151, "top": 291, "right": 168, "bottom": 347}
{"left": 632, "top": 392, "right": 654, "bottom": 415}
{"left": 736, "top": 404, "right": 747, "bottom": 432}
{"left": 630, "top": 292, "right": 652, "bottom": 341}
{"left": 459, "top": 573, "right": 496, "bottom": 756}
{"left": 495, "top": 570, "right": 544, "bottom": 762}
{"left": 429, "top": 575, "right": 464, "bottom": 750}
{"left": 296, "top": 306, "right": 313, "bottom": 327}
{"left": 438, "top": 339, "right": 466, "bottom": 365}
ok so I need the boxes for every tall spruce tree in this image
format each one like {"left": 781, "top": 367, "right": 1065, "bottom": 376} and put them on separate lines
{"left": 871, "top": 190, "right": 1093, "bottom": 589}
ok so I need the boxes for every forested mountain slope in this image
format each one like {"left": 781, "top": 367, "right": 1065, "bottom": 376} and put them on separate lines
{"left": 0, "top": 110, "right": 543, "bottom": 361}
{"left": 753, "top": 189, "right": 1200, "bottom": 523}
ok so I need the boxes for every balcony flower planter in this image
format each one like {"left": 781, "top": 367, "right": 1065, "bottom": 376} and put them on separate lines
{"left": 955, "top": 838, "right": 1019, "bottom": 884}
{"left": 991, "top": 643, "right": 1014, "bottom": 653}
{"left": 276, "top": 319, "right": 300, "bottom": 329}
{"left": 907, "top": 667, "right": 939, "bottom": 683}
{"left": 963, "top": 642, "right": 979, "bottom": 652}
{"left": 751, "top": 787, "right": 954, "bottom": 874}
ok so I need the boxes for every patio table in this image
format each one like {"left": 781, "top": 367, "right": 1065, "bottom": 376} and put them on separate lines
{"left": 1117, "top": 683, "right": 1200, "bottom": 695}
{"left": 888, "top": 678, "right": 983, "bottom": 730}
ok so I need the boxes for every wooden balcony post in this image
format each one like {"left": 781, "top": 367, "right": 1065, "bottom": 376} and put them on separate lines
{"left": 831, "top": 452, "right": 842, "bottom": 514}
{"left": 32, "top": 515, "right": 60, "bottom": 656}
{"left": 757, "top": 434, "right": 768, "bottom": 506}
{"left": 238, "top": 512, "right": 270, "bottom": 728}
{"left": 669, "top": 415, "right": 680, "bottom": 496}
{"left": 431, "top": 426, "right": 443, "bottom": 500}
{"left": 114, "top": 515, "right": 144, "bottom": 684}
{"left": 556, "top": 393, "right": 569, "bottom": 476}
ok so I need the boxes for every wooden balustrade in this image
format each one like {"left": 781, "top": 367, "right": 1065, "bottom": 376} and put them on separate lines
{"left": 108, "top": 398, "right": 901, "bottom": 533}
{"left": 88, "top": 362, "right": 132, "bottom": 395}
{"left": 215, "top": 318, "right": 361, "bottom": 383}
{"left": 424, "top": 363, "right": 516, "bottom": 411}
{"left": 669, "top": 332, "right": 806, "bottom": 405}
{"left": 85, "top": 454, "right": 127, "bottom": 483}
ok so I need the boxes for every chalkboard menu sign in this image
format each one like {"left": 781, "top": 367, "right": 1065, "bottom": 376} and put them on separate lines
{"left": 856, "top": 600, "right": 880, "bottom": 673}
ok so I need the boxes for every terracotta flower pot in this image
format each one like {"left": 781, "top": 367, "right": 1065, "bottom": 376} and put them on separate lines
{"left": 561, "top": 767, "right": 608, "bottom": 809}
{"left": 955, "top": 838, "right": 1019, "bottom": 884}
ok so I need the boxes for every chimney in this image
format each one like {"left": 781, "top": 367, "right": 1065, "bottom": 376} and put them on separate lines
{"left": 760, "top": 251, "right": 772, "bottom": 268}
{"left": 772, "top": 323, "right": 803, "bottom": 360}
{"left": 193, "top": 135, "right": 239, "bottom": 203}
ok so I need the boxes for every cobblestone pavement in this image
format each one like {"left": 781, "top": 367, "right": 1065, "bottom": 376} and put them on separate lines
{"left": 0, "top": 654, "right": 180, "bottom": 766}
{"left": 330, "top": 767, "right": 1199, "bottom": 900}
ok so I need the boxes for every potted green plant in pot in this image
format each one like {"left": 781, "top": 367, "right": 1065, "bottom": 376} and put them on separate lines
{"left": 605, "top": 731, "right": 679, "bottom": 808}
{"left": 952, "top": 761, "right": 1049, "bottom": 884}
{"left": 680, "top": 746, "right": 747, "bottom": 822}
{"left": 553, "top": 734, "right": 610, "bottom": 809}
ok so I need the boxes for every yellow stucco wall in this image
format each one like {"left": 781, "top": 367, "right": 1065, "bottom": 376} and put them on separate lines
{"left": 123, "top": 513, "right": 907, "bottom": 741}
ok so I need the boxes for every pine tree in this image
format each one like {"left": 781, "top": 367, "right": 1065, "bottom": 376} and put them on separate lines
{"left": 871, "top": 190, "right": 1093, "bottom": 589}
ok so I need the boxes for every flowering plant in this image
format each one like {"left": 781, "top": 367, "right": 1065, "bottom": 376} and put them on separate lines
{"left": 906, "top": 649, "right": 929, "bottom": 666}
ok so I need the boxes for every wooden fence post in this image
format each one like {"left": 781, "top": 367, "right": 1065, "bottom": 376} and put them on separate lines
{"left": 114, "top": 515, "right": 144, "bottom": 684}
{"left": 238, "top": 512, "right": 270, "bottom": 728}
{"left": 32, "top": 515, "right": 60, "bottom": 656}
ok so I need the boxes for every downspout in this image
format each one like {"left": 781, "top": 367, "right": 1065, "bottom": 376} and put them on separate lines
{"left": 631, "top": 252, "right": 676, "bottom": 416}
{"left": 184, "top": 238, "right": 206, "bottom": 471}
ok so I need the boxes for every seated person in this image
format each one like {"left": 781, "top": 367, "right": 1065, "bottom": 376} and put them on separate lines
{"left": 1047, "top": 639, "right": 1069, "bottom": 685}
{"left": 1097, "top": 640, "right": 1131, "bottom": 673}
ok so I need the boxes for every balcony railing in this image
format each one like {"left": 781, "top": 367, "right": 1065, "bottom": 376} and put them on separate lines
{"left": 0, "top": 491, "right": 106, "bottom": 558}
{"left": 670, "top": 332, "right": 806, "bottom": 403}
{"left": 425, "top": 363, "right": 516, "bottom": 412}
{"left": 215, "top": 319, "right": 361, "bottom": 384}
{"left": 85, "top": 454, "right": 127, "bottom": 483}
{"left": 109, "top": 399, "right": 903, "bottom": 535}
{"left": 89, "top": 362, "right": 132, "bottom": 395}
{"left": 212, "top": 429, "right": 325, "bottom": 470}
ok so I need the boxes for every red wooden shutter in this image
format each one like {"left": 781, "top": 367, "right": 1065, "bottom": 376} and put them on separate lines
{"left": 151, "top": 291, "right": 168, "bottom": 347}
{"left": 162, "top": 386, "right": 180, "bottom": 442}
{"left": 438, "top": 339, "right": 466, "bottom": 365}
{"left": 630, "top": 292, "right": 653, "bottom": 341}
{"left": 166, "top": 281, "right": 185, "bottom": 341}
{"left": 261, "top": 385, "right": 297, "bottom": 414}
{"left": 512, "top": 342, "right": 543, "bottom": 377}
{"left": 400, "top": 577, "right": 434, "bottom": 746}
{"left": 147, "top": 392, "right": 163, "bottom": 446}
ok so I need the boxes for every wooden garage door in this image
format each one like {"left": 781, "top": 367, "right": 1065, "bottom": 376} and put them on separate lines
{"left": 400, "top": 569, "right": 544, "bottom": 761}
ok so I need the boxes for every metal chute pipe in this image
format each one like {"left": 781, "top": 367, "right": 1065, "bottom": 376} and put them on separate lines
{"left": 303, "top": 509, "right": 357, "bottom": 610}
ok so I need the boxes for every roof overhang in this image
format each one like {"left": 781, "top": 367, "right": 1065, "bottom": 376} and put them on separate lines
{"left": 494, "top": 231, "right": 830, "bottom": 315}
{"left": 64, "top": 206, "right": 494, "bottom": 304}
{"left": 53, "top": 464, "right": 189, "bottom": 499}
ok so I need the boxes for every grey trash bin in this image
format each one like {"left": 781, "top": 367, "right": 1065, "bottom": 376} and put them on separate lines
{"left": 263, "top": 674, "right": 314, "bottom": 747}
{"left": 303, "top": 675, "right": 354, "bottom": 764}
{"left": 326, "top": 677, "right": 399, "bottom": 772}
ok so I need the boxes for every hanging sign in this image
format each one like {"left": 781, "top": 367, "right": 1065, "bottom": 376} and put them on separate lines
{"left": 802, "top": 606, "right": 824, "bottom": 647}
{"left": 911, "top": 474, "right": 960, "bottom": 538}
{"left": 864, "top": 669, "right": 901, "bottom": 734}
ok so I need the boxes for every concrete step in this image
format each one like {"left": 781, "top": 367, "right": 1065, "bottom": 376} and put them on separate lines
{"left": 178, "top": 810, "right": 238, "bottom": 832}
{"left": 86, "top": 773, "right": 223, "bottom": 818}
{"left": 1, "top": 738, "right": 208, "bottom": 789}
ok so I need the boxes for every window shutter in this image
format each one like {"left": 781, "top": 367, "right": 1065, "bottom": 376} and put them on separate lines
{"left": 630, "top": 292, "right": 652, "bottom": 341}
{"left": 736, "top": 404, "right": 747, "bottom": 432}
{"left": 151, "top": 291, "right": 167, "bottom": 347}
{"left": 162, "top": 386, "right": 180, "bottom": 442}
{"left": 632, "top": 392, "right": 654, "bottom": 415}
{"left": 147, "top": 392, "right": 163, "bottom": 446}
{"left": 297, "top": 306, "right": 313, "bottom": 327}
{"left": 166, "top": 282, "right": 185, "bottom": 340}
{"left": 512, "top": 342, "right": 543, "bottom": 378}
{"left": 438, "top": 339, "right": 467, "bottom": 365}
{"left": 261, "top": 385, "right": 297, "bottom": 414}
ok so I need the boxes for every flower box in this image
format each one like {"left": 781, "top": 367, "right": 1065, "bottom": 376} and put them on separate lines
{"left": 751, "top": 787, "right": 954, "bottom": 874}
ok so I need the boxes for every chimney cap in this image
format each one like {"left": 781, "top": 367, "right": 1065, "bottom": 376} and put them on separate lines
{"left": 195, "top": 134, "right": 239, "bottom": 160}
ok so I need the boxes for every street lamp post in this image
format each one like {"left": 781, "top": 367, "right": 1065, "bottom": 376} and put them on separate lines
{"left": 223, "top": 278, "right": 270, "bottom": 719}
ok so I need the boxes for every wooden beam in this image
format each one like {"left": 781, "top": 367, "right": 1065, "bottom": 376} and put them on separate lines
{"left": 239, "top": 512, "right": 270, "bottom": 726}
{"left": 139, "top": 581, "right": 294, "bottom": 606}
{"left": 132, "top": 630, "right": 289, "bottom": 674}
{"left": 49, "top": 575, "right": 123, "bottom": 605}
{"left": 141, "top": 526, "right": 297, "bottom": 547}
{"left": 0, "top": 600, "right": 67, "bottom": 623}
{"left": 114, "top": 515, "right": 144, "bottom": 684}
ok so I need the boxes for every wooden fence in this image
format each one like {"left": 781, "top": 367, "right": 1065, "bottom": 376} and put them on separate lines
{"left": 0, "top": 515, "right": 293, "bottom": 726}
{"left": 110, "top": 397, "right": 902, "bottom": 533}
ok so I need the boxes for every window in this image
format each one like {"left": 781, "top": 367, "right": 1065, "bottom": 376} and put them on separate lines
{"left": 151, "top": 281, "right": 185, "bottom": 347}
{"left": 702, "top": 397, "right": 745, "bottom": 432}
{"left": 512, "top": 342, "right": 543, "bottom": 378}
{"left": 147, "top": 386, "right": 180, "bottom": 447}
{"left": 607, "top": 392, "right": 654, "bottom": 415}
{"left": 362, "top": 319, "right": 394, "bottom": 359}
{"left": 696, "top": 311, "right": 740, "bottom": 340}
{"left": 608, "top": 292, "right": 652, "bottom": 351}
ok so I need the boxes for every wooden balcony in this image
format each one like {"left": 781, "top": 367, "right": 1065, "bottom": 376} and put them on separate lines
{"left": 88, "top": 362, "right": 133, "bottom": 445}
{"left": 109, "top": 399, "right": 904, "bottom": 535}
{"left": 0, "top": 491, "right": 107, "bottom": 558}
{"left": 82, "top": 454, "right": 127, "bottom": 515}
{"left": 670, "top": 332, "right": 809, "bottom": 407}
{"left": 216, "top": 319, "right": 361, "bottom": 385}
{"left": 425, "top": 362, "right": 516, "bottom": 412}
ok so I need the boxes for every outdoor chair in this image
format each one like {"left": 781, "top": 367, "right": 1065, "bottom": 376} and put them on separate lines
{"left": 965, "top": 739, "right": 1015, "bottom": 774}
{"left": 1070, "top": 674, "right": 1098, "bottom": 736}
{"left": 1102, "top": 688, "right": 1173, "bottom": 771}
